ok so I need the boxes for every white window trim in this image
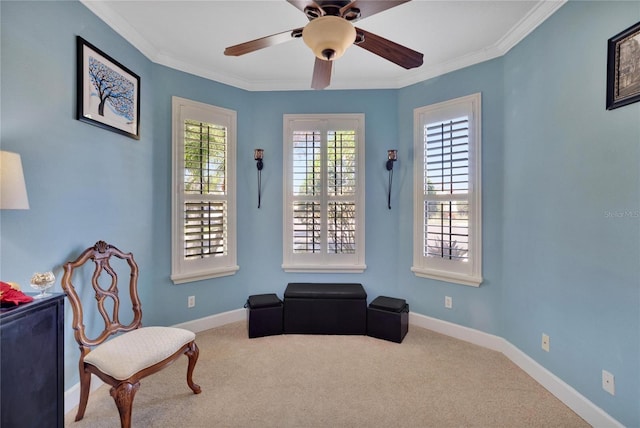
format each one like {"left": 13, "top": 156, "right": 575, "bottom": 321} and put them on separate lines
{"left": 282, "top": 113, "right": 366, "bottom": 273}
{"left": 412, "top": 93, "right": 482, "bottom": 287}
{"left": 171, "top": 96, "right": 238, "bottom": 284}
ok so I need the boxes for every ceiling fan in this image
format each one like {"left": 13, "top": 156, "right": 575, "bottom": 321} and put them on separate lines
{"left": 224, "top": 0, "right": 424, "bottom": 90}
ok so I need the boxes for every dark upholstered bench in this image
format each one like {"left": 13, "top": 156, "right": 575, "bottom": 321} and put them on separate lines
{"left": 283, "top": 283, "right": 367, "bottom": 335}
{"left": 367, "top": 296, "right": 409, "bottom": 343}
{"left": 245, "top": 293, "right": 283, "bottom": 338}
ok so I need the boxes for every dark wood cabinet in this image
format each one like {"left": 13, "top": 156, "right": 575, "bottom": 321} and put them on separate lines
{"left": 1, "top": 293, "right": 64, "bottom": 428}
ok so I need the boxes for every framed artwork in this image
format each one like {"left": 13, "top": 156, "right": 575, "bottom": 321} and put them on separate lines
{"left": 76, "top": 36, "right": 140, "bottom": 139}
{"left": 606, "top": 21, "right": 640, "bottom": 110}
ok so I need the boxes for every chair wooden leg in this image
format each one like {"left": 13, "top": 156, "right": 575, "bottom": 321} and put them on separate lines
{"left": 75, "top": 366, "right": 92, "bottom": 421}
{"left": 185, "top": 341, "right": 202, "bottom": 394}
{"left": 110, "top": 381, "right": 140, "bottom": 428}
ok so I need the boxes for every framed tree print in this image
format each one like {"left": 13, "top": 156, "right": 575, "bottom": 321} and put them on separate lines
{"left": 606, "top": 21, "right": 640, "bottom": 110}
{"left": 76, "top": 36, "right": 140, "bottom": 139}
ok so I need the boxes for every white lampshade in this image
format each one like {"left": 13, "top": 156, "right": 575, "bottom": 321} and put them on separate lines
{"left": 0, "top": 150, "right": 30, "bottom": 209}
{"left": 302, "top": 16, "right": 356, "bottom": 61}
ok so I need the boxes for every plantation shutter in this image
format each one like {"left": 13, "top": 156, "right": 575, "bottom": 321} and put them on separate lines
{"left": 171, "top": 97, "right": 237, "bottom": 284}
{"left": 291, "top": 129, "right": 357, "bottom": 255}
{"left": 292, "top": 130, "right": 322, "bottom": 253}
{"left": 327, "top": 130, "right": 357, "bottom": 254}
{"left": 183, "top": 120, "right": 228, "bottom": 260}
{"left": 412, "top": 93, "right": 482, "bottom": 287}
{"left": 283, "top": 114, "right": 365, "bottom": 273}
{"left": 423, "top": 117, "right": 470, "bottom": 262}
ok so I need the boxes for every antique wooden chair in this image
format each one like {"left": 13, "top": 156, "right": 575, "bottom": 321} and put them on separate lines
{"left": 61, "top": 241, "right": 201, "bottom": 428}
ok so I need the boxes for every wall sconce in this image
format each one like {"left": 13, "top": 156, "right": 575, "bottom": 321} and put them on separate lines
{"left": 254, "top": 149, "right": 264, "bottom": 208}
{"left": 386, "top": 149, "right": 397, "bottom": 210}
{"left": 0, "top": 150, "right": 30, "bottom": 209}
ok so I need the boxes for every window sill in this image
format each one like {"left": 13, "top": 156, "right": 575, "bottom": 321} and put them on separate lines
{"left": 282, "top": 263, "right": 366, "bottom": 274}
{"left": 171, "top": 265, "right": 239, "bottom": 284}
{"left": 411, "top": 266, "right": 482, "bottom": 287}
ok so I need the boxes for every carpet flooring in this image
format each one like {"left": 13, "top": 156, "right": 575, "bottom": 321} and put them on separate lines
{"left": 64, "top": 321, "right": 589, "bottom": 427}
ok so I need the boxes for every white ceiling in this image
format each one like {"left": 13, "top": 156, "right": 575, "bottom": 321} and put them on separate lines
{"left": 81, "top": 0, "right": 566, "bottom": 91}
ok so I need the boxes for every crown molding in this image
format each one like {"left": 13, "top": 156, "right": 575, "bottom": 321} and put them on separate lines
{"left": 80, "top": 0, "right": 567, "bottom": 91}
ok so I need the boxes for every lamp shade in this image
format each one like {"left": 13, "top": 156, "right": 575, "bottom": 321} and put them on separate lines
{"left": 0, "top": 151, "right": 30, "bottom": 209}
{"left": 302, "top": 16, "right": 356, "bottom": 61}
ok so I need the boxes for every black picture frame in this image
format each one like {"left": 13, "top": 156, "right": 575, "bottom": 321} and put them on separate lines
{"left": 606, "top": 21, "right": 640, "bottom": 110}
{"left": 76, "top": 36, "right": 140, "bottom": 139}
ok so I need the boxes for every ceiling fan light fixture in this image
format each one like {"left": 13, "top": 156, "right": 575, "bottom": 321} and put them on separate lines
{"left": 302, "top": 16, "right": 356, "bottom": 61}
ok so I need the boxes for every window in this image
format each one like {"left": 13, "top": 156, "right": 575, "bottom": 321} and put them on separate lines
{"left": 171, "top": 97, "right": 238, "bottom": 284}
{"left": 412, "top": 93, "right": 482, "bottom": 286}
{"left": 283, "top": 114, "right": 366, "bottom": 272}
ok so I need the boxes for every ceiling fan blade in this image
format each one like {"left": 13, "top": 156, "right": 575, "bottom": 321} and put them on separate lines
{"left": 354, "top": 27, "right": 423, "bottom": 69}
{"left": 287, "top": 0, "right": 324, "bottom": 17}
{"left": 340, "top": 0, "right": 410, "bottom": 21}
{"left": 311, "top": 58, "right": 332, "bottom": 90}
{"left": 224, "top": 28, "right": 303, "bottom": 56}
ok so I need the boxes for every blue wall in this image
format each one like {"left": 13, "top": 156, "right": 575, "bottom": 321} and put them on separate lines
{"left": 1, "top": 1, "right": 637, "bottom": 425}
{"left": 500, "top": 2, "right": 640, "bottom": 425}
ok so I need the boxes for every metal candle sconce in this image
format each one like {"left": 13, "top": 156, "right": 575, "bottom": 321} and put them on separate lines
{"left": 386, "top": 149, "right": 397, "bottom": 209}
{"left": 254, "top": 149, "right": 264, "bottom": 208}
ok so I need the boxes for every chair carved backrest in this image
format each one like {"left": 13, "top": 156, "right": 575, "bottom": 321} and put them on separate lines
{"left": 61, "top": 240, "right": 143, "bottom": 353}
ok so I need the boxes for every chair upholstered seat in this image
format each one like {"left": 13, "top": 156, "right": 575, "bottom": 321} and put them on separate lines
{"left": 84, "top": 327, "right": 196, "bottom": 380}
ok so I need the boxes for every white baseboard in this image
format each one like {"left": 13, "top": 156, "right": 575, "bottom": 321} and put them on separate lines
{"left": 65, "top": 309, "right": 621, "bottom": 427}
{"left": 409, "top": 312, "right": 623, "bottom": 428}
{"left": 173, "top": 308, "right": 246, "bottom": 333}
{"left": 501, "top": 341, "right": 623, "bottom": 428}
{"left": 409, "top": 311, "right": 505, "bottom": 351}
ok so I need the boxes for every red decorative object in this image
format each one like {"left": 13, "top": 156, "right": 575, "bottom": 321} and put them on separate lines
{"left": 0, "top": 281, "right": 34, "bottom": 305}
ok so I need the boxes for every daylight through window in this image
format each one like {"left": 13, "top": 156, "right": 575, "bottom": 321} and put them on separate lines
{"left": 413, "top": 94, "right": 482, "bottom": 286}
{"left": 284, "top": 114, "right": 365, "bottom": 273}
{"left": 171, "top": 97, "right": 238, "bottom": 284}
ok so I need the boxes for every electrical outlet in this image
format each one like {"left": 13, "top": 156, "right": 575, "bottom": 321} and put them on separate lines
{"left": 541, "top": 333, "right": 550, "bottom": 352}
{"left": 602, "top": 370, "right": 615, "bottom": 395}
{"left": 445, "top": 296, "right": 452, "bottom": 309}
{"left": 188, "top": 295, "right": 195, "bottom": 308}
